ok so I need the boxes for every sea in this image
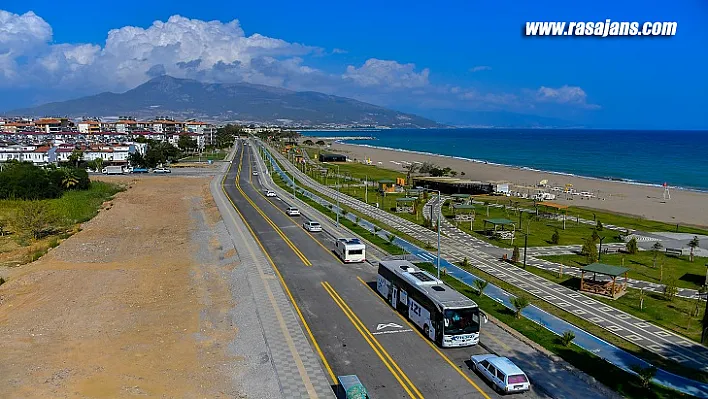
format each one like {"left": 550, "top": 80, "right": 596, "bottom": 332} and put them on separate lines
{"left": 299, "top": 129, "right": 708, "bottom": 192}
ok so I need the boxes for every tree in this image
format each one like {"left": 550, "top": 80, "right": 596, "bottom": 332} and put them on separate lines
{"left": 128, "top": 151, "right": 147, "bottom": 168}
{"left": 461, "top": 257, "right": 471, "bottom": 269}
{"left": 511, "top": 296, "right": 530, "bottom": 319}
{"left": 12, "top": 201, "right": 56, "bottom": 240}
{"left": 67, "top": 149, "right": 84, "bottom": 168}
{"left": 511, "top": 246, "right": 520, "bottom": 263}
{"left": 0, "top": 161, "right": 62, "bottom": 200}
{"left": 651, "top": 241, "right": 663, "bottom": 268}
{"left": 419, "top": 162, "right": 437, "bottom": 174}
{"left": 316, "top": 140, "right": 326, "bottom": 146}
{"left": 303, "top": 139, "right": 314, "bottom": 146}
{"left": 688, "top": 236, "right": 700, "bottom": 262}
{"left": 639, "top": 288, "right": 645, "bottom": 310}
{"left": 596, "top": 220, "right": 604, "bottom": 231}
{"left": 387, "top": 234, "right": 396, "bottom": 244}
{"left": 626, "top": 237, "right": 639, "bottom": 254}
{"left": 59, "top": 167, "right": 79, "bottom": 189}
{"left": 663, "top": 276, "right": 678, "bottom": 301}
{"left": 551, "top": 229, "right": 560, "bottom": 245}
{"left": 473, "top": 279, "right": 488, "bottom": 296}
{"left": 581, "top": 236, "right": 598, "bottom": 263}
{"left": 177, "top": 135, "right": 197, "bottom": 152}
{"left": 403, "top": 163, "right": 419, "bottom": 187}
{"left": 560, "top": 331, "right": 576, "bottom": 347}
{"left": 630, "top": 364, "right": 657, "bottom": 390}
{"left": 450, "top": 170, "right": 458, "bottom": 177}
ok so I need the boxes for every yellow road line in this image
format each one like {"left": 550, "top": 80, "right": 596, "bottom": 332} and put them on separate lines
{"left": 219, "top": 156, "right": 318, "bottom": 396}
{"left": 356, "top": 277, "right": 493, "bottom": 399}
{"left": 220, "top": 148, "right": 337, "bottom": 384}
{"left": 322, "top": 281, "right": 424, "bottom": 399}
{"left": 244, "top": 146, "right": 344, "bottom": 265}
{"left": 235, "top": 147, "right": 311, "bottom": 266}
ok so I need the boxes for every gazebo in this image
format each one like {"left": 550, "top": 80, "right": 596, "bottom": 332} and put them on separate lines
{"left": 378, "top": 179, "right": 396, "bottom": 193}
{"left": 537, "top": 202, "right": 569, "bottom": 229}
{"left": 483, "top": 218, "right": 516, "bottom": 243}
{"left": 450, "top": 193, "right": 471, "bottom": 204}
{"left": 452, "top": 204, "right": 476, "bottom": 228}
{"left": 395, "top": 197, "right": 417, "bottom": 214}
{"left": 580, "top": 263, "right": 630, "bottom": 299}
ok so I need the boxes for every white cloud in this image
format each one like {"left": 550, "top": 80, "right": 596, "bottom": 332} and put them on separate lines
{"left": 535, "top": 85, "right": 599, "bottom": 109}
{"left": 343, "top": 58, "right": 430, "bottom": 89}
{"left": 469, "top": 65, "right": 491, "bottom": 73}
{"left": 332, "top": 48, "right": 348, "bottom": 54}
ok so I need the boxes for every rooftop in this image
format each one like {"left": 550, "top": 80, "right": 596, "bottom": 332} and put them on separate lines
{"left": 582, "top": 263, "right": 630, "bottom": 277}
{"left": 483, "top": 218, "right": 515, "bottom": 225}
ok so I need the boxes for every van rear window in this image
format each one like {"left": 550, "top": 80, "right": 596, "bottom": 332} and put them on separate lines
{"left": 507, "top": 374, "right": 528, "bottom": 384}
{"left": 348, "top": 249, "right": 363, "bottom": 255}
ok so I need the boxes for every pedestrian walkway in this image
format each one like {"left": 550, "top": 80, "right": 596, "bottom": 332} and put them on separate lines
{"left": 261, "top": 142, "right": 708, "bottom": 398}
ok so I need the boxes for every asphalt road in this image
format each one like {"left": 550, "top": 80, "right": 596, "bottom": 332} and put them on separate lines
{"left": 224, "top": 143, "right": 546, "bottom": 399}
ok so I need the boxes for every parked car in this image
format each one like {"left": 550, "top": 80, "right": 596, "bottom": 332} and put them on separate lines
{"left": 303, "top": 221, "right": 322, "bottom": 232}
{"left": 153, "top": 167, "right": 171, "bottom": 174}
{"left": 286, "top": 207, "right": 300, "bottom": 216}
{"left": 266, "top": 190, "right": 277, "bottom": 197}
{"left": 470, "top": 354, "right": 530, "bottom": 394}
{"left": 252, "top": 171, "right": 259, "bottom": 176}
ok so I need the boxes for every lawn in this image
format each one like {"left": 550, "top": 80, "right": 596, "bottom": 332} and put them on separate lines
{"left": 415, "top": 262, "right": 694, "bottom": 399}
{"left": 298, "top": 149, "right": 405, "bottom": 183}
{"left": 180, "top": 150, "right": 227, "bottom": 161}
{"left": 524, "top": 264, "right": 705, "bottom": 343}
{"left": 540, "top": 252, "right": 708, "bottom": 290}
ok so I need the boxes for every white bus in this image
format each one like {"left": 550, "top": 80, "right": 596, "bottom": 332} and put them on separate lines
{"left": 376, "top": 260, "right": 486, "bottom": 348}
{"left": 334, "top": 238, "right": 366, "bottom": 263}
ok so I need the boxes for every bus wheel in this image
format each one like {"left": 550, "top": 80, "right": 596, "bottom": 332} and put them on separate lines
{"left": 423, "top": 325, "right": 430, "bottom": 338}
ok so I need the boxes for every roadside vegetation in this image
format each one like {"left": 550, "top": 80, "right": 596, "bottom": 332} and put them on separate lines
{"left": 0, "top": 161, "right": 122, "bottom": 268}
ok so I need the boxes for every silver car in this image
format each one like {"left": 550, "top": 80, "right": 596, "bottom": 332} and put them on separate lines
{"left": 303, "top": 221, "right": 322, "bottom": 232}
{"left": 470, "top": 354, "right": 530, "bottom": 394}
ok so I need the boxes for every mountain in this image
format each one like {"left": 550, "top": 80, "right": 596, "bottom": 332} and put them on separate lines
{"left": 6, "top": 75, "right": 442, "bottom": 128}
{"left": 417, "top": 109, "right": 580, "bottom": 128}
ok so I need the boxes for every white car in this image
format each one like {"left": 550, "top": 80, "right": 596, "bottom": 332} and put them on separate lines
{"left": 153, "top": 167, "right": 171, "bottom": 173}
{"left": 303, "top": 221, "right": 322, "bottom": 232}
{"left": 286, "top": 207, "right": 300, "bottom": 216}
{"left": 266, "top": 190, "right": 277, "bottom": 197}
{"left": 252, "top": 171, "right": 259, "bottom": 176}
{"left": 470, "top": 354, "right": 530, "bottom": 394}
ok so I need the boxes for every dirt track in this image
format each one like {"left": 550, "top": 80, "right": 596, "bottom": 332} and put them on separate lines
{"left": 0, "top": 176, "right": 243, "bottom": 398}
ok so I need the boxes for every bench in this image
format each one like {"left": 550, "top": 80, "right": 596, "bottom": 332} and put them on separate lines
{"left": 665, "top": 248, "right": 683, "bottom": 257}
{"left": 337, "top": 375, "right": 369, "bottom": 399}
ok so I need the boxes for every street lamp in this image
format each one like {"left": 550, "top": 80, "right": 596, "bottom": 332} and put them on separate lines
{"left": 598, "top": 236, "right": 606, "bottom": 262}
{"left": 522, "top": 224, "right": 529, "bottom": 268}
{"left": 332, "top": 163, "right": 340, "bottom": 227}
{"left": 427, "top": 188, "right": 443, "bottom": 280}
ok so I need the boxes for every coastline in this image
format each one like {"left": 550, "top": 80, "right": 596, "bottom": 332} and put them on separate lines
{"left": 328, "top": 141, "right": 708, "bottom": 228}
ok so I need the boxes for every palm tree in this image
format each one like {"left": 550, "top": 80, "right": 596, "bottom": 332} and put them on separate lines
{"left": 387, "top": 234, "right": 396, "bottom": 244}
{"left": 60, "top": 168, "right": 79, "bottom": 189}
{"left": 688, "top": 236, "right": 700, "bottom": 262}
{"left": 403, "top": 163, "right": 419, "bottom": 186}
{"left": 473, "top": 279, "right": 488, "bottom": 296}
{"left": 511, "top": 296, "right": 530, "bottom": 319}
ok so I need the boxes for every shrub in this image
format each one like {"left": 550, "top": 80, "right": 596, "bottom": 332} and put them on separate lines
{"left": 511, "top": 296, "right": 530, "bottom": 319}
{"left": 663, "top": 276, "right": 678, "bottom": 301}
{"left": 473, "top": 279, "right": 488, "bottom": 296}
{"left": 630, "top": 365, "right": 657, "bottom": 389}
{"left": 560, "top": 330, "right": 576, "bottom": 347}
{"left": 596, "top": 220, "right": 604, "bottom": 231}
{"left": 551, "top": 229, "right": 560, "bottom": 245}
{"left": 12, "top": 201, "right": 57, "bottom": 240}
{"left": 626, "top": 237, "right": 639, "bottom": 254}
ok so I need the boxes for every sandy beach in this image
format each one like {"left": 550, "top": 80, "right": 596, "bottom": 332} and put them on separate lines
{"left": 328, "top": 141, "right": 708, "bottom": 228}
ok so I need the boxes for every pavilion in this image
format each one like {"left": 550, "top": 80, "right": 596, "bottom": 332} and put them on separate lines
{"left": 580, "top": 263, "right": 630, "bottom": 299}
{"left": 395, "top": 197, "right": 417, "bottom": 214}
{"left": 452, "top": 204, "right": 476, "bottom": 228}
{"left": 483, "top": 218, "right": 516, "bottom": 243}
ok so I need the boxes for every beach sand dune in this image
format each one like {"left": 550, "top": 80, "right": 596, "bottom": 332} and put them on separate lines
{"left": 330, "top": 142, "right": 708, "bottom": 228}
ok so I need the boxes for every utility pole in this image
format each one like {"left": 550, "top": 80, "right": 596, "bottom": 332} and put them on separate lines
{"left": 522, "top": 224, "right": 529, "bottom": 268}
{"left": 598, "top": 236, "right": 606, "bottom": 262}
{"left": 437, "top": 190, "right": 441, "bottom": 280}
{"left": 365, "top": 175, "right": 368, "bottom": 204}
{"left": 335, "top": 164, "right": 340, "bottom": 227}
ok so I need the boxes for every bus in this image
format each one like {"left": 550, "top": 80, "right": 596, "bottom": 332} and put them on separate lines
{"left": 334, "top": 238, "right": 366, "bottom": 263}
{"left": 376, "top": 259, "right": 486, "bottom": 347}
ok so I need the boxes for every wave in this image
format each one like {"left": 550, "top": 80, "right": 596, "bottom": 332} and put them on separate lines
{"left": 338, "top": 140, "right": 708, "bottom": 194}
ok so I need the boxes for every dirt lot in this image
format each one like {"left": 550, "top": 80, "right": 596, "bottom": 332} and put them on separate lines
{"left": 0, "top": 176, "right": 242, "bottom": 398}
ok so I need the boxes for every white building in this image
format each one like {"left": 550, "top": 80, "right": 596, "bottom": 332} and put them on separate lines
{"left": 0, "top": 145, "right": 56, "bottom": 165}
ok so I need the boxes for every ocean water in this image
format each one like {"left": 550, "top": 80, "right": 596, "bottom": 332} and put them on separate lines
{"left": 300, "top": 129, "right": 708, "bottom": 192}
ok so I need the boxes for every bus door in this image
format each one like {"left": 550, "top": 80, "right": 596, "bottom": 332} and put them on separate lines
{"left": 391, "top": 286, "right": 398, "bottom": 310}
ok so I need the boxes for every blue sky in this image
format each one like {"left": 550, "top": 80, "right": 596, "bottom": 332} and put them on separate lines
{"left": 1, "top": 0, "right": 706, "bottom": 129}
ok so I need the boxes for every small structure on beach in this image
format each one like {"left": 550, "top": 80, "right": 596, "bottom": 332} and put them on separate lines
{"left": 413, "top": 176, "right": 493, "bottom": 195}
{"left": 319, "top": 153, "right": 347, "bottom": 162}
{"left": 395, "top": 197, "right": 417, "bottom": 214}
{"left": 580, "top": 263, "right": 629, "bottom": 299}
{"left": 483, "top": 218, "right": 516, "bottom": 243}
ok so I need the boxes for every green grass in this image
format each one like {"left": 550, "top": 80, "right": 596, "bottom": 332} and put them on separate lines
{"left": 180, "top": 150, "right": 227, "bottom": 161}
{"left": 541, "top": 252, "right": 708, "bottom": 290}
{"left": 413, "top": 263, "right": 696, "bottom": 399}
{"left": 298, "top": 149, "right": 405, "bottom": 182}
{"left": 520, "top": 264, "right": 705, "bottom": 343}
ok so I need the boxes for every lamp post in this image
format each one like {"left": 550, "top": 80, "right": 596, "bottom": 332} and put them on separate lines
{"left": 333, "top": 164, "right": 340, "bottom": 227}
{"left": 290, "top": 171, "right": 296, "bottom": 199}
{"left": 598, "top": 236, "right": 606, "bottom": 262}
{"left": 427, "top": 189, "right": 442, "bottom": 280}
{"left": 365, "top": 175, "right": 368, "bottom": 204}
{"left": 522, "top": 224, "right": 529, "bottom": 268}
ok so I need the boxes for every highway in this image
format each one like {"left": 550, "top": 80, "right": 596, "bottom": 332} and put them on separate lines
{"left": 223, "top": 142, "right": 546, "bottom": 399}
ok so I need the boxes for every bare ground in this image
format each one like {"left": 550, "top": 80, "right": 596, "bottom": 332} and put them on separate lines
{"left": 0, "top": 176, "right": 243, "bottom": 398}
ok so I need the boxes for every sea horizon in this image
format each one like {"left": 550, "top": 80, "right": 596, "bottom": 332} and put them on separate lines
{"left": 299, "top": 128, "right": 708, "bottom": 193}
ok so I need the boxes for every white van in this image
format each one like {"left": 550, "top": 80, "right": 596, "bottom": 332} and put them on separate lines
{"left": 470, "top": 354, "right": 530, "bottom": 394}
{"left": 334, "top": 238, "right": 366, "bottom": 263}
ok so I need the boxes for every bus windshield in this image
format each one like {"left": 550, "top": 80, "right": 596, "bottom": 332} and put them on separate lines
{"left": 443, "top": 307, "right": 480, "bottom": 335}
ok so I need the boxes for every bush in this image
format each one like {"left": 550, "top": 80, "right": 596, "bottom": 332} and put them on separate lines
{"left": 473, "top": 279, "right": 488, "bottom": 296}
{"left": 596, "top": 220, "right": 604, "bottom": 231}
{"left": 630, "top": 365, "right": 657, "bottom": 390}
{"left": 560, "top": 330, "right": 576, "bottom": 347}
{"left": 511, "top": 296, "right": 530, "bottom": 319}
{"left": 551, "top": 229, "right": 560, "bottom": 245}
{"left": 0, "top": 161, "right": 62, "bottom": 199}
{"left": 663, "top": 276, "right": 678, "bottom": 301}
{"left": 626, "top": 237, "right": 639, "bottom": 254}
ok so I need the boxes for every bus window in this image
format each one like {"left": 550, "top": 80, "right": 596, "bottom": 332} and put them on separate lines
{"left": 443, "top": 308, "right": 480, "bottom": 335}
{"left": 348, "top": 249, "right": 363, "bottom": 255}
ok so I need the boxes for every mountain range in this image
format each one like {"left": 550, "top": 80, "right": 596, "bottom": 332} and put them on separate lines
{"left": 6, "top": 76, "right": 442, "bottom": 128}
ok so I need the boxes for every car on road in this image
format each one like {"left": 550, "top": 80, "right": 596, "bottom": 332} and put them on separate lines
{"left": 286, "top": 207, "right": 300, "bottom": 216}
{"left": 252, "top": 171, "right": 258, "bottom": 176}
{"left": 153, "top": 167, "right": 171, "bottom": 173}
{"left": 303, "top": 221, "right": 322, "bottom": 232}
{"left": 266, "top": 190, "right": 277, "bottom": 197}
{"left": 470, "top": 354, "right": 530, "bottom": 394}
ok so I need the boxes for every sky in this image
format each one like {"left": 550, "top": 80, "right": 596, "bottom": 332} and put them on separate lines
{"left": 0, "top": 0, "right": 706, "bottom": 129}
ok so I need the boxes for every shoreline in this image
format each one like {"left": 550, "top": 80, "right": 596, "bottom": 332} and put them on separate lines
{"left": 340, "top": 141, "right": 708, "bottom": 194}
{"left": 327, "top": 141, "right": 708, "bottom": 228}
